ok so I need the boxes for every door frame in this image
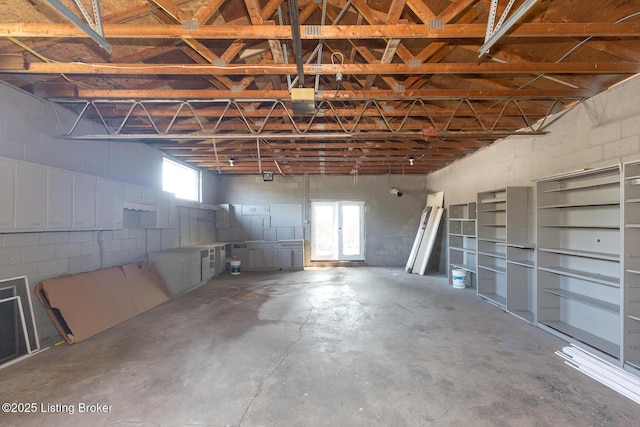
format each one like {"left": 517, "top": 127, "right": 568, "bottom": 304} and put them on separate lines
{"left": 310, "top": 200, "right": 365, "bottom": 261}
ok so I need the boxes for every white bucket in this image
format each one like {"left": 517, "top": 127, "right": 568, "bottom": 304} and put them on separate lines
{"left": 230, "top": 260, "right": 241, "bottom": 275}
{"left": 452, "top": 269, "right": 466, "bottom": 288}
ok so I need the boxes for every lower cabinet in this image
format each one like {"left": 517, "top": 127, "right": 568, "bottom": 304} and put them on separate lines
{"left": 246, "top": 240, "right": 304, "bottom": 271}
{"left": 280, "top": 240, "right": 304, "bottom": 270}
{"left": 149, "top": 249, "right": 202, "bottom": 297}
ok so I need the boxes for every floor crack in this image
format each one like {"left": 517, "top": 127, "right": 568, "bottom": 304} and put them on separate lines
{"left": 238, "top": 300, "right": 315, "bottom": 426}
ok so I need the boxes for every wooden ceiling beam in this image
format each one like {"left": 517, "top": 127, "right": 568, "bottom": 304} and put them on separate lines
{"left": 56, "top": 88, "right": 590, "bottom": 99}
{"left": 147, "top": 0, "right": 237, "bottom": 90}
{"left": 363, "top": 0, "right": 406, "bottom": 90}
{"left": 17, "top": 61, "right": 639, "bottom": 76}
{"left": 3, "top": 23, "right": 640, "bottom": 40}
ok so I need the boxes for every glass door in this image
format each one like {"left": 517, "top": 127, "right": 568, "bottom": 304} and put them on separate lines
{"left": 311, "top": 201, "right": 364, "bottom": 261}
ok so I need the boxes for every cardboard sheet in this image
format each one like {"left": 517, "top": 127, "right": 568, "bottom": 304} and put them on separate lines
{"left": 35, "top": 262, "right": 170, "bottom": 344}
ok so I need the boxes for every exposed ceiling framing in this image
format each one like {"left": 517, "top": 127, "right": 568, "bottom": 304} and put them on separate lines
{"left": 1, "top": 0, "right": 639, "bottom": 175}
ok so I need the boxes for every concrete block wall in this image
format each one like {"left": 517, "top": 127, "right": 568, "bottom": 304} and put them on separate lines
{"left": 214, "top": 174, "right": 430, "bottom": 267}
{"left": 426, "top": 75, "right": 640, "bottom": 273}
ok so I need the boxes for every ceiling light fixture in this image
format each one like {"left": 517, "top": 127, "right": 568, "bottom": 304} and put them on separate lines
{"left": 229, "top": 156, "right": 235, "bottom": 167}
{"left": 409, "top": 155, "right": 415, "bottom": 166}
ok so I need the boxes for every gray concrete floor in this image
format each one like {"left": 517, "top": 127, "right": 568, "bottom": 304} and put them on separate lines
{"left": 1, "top": 267, "right": 640, "bottom": 426}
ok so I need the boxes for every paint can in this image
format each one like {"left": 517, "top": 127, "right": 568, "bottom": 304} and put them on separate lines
{"left": 452, "top": 269, "right": 466, "bottom": 288}
{"left": 230, "top": 260, "right": 241, "bottom": 275}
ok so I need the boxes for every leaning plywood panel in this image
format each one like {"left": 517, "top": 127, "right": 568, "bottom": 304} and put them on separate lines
{"left": 405, "top": 205, "right": 431, "bottom": 273}
{"left": 35, "top": 263, "right": 170, "bottom": 344}
{"left": 407, "top": 192, "right": 444, "bottom": 275}
{"left": 413, "top": 207, "right": 445, "bottom": 275}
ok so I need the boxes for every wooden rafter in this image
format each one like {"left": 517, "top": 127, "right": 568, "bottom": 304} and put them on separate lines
{"left": 2, "top": 23, "right": 640, "bottom": 40}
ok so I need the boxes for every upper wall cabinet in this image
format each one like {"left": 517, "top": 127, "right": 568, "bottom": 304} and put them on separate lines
{"left": 47, "top": 168, "right": 73, "bottom": 229}
{"left": 15, "top": 162, "right": 47, "bottom": 230}
{"left": 72, "top": 173, "right": 97, "bottom": 229}
{"left": 140, "top": 191, "right": 176, "bottom": 229}
{"left": 96, "top": 179, "right": 125, "bottom": 229}
{"left": 0, "top": 158, "right": 16, "bottom": 230}
{"left": 0, "top": 155, "right": 164, "bottom": 233}
{"left": 124, "top": 183, "right": 158, "bottom": 211}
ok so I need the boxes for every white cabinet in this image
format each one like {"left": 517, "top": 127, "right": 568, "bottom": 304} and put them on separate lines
{"left": 280, "top": 240, "right": 304, "bottom": 270}
{"left": 215, "top": 204, "right": 231, "bottom": 228}
{"left": 124, "top": 183, "right": 157, "bottom": 204}
{"left": 477, "top": 187, "right": 534, "bottom": 323}
{"left": 96, "top": 179, "right": 124, "bottom": 229}
{"left": 0, "top": 158, "right": 16, "bottom": 230}
{"left": 47, "top": 168, "right": 73, "bottom": 229}
{"left": 15, "top": 162, "right": 46, "bottom": 229}
{"left": 447, "top": 202, "right": 477, "bottom": 288}
{"left": 149, "top": 249, "right": 202, "bottom": 297}
{"left": 248, "top": 241, "right": 280, "bottom": 270}
{"left": 624, "top": 160, "right": 640, "bottom": 374}
{"left": 215, "top": 245, "right": 226, "bottom": 275}
{"left": 72, "top": 173, "right": 97, "bottom": 229}
{"left": 536, "top": 166, "right": 621, "bottom": 360}
{"left": 140, "top": 191, "right": 176, "bottom": 228}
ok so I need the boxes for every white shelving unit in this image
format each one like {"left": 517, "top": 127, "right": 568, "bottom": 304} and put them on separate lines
{"left": 448, "top": 202, "right": 477, "bottom": 288}
{"left": 624, "top": 160, "right": 640, "bottom": 374}
{"left": 477, "top": 187, "right": 535, "bottom": 322}
{"left": 536, "top": 166, "right": 622, "bottom": 361}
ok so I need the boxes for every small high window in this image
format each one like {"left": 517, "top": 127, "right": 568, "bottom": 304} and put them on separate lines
{"left": 162, "top": 157, "right": 200, "bottom": 202}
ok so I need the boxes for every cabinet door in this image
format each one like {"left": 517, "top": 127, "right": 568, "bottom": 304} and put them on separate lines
{"left": 0, "top": 158, "right": 16, "bottom": 230}
{"left": 215, "top": 205, "right": 230, "bottom": 228}
{"left": 124, "top": 183, "right": 143, "bottom": 202}
{"left": 156, "top": 191, "right": 170, "bottom": 228}
{"left": 47, "top": 168, "right": 73, "bottom": 229}
{"left": 72, "top": 174, "right": 97, "bottom": 228}
{"left": 263, "top": 247, "right": 280, "bottom": 269}
{"left": 280, "top": 248, "right": 293, "bottom": 269}
{"left": 292, "top": 249, "right": 304, "bottom": 269}
{"left": 15, "top": 162, "right": 46, "bottom": 229}
{"left": 96, "top": 179, "right": 124, "bottom": 229}
{"left": 143, "top": 187, "right": 158, "bottom": 204}
{"left": 249, "top": 248, "right": 264, "bottom": 269}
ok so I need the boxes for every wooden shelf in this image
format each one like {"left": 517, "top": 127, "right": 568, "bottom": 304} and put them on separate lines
{"left": 541, "top": 320, "right": 619, "bottom": 358}
{"left": 478, "top": 250, "right": 505, "bottom": 258}
{"left": 538, "top": 266, "right": 619, "bottom": 287}
{"left": 541, "top": 288, "right": 619, "bottom": 313}
{"left": 478, "top": 208, "right": 506, "bottom": 213}
{"left": 479, "top": 292, "right": 506, "bottom": 307}
{"left": 477, "top": 237, "right": 506, "bottom": 244}
{"left": 538, "top": 201, "right": 619, "bottom": 209}
{"left": 510, "top": 310, "right": 534, "bottom": 323}
{"left": 479, "top": 265, "right": 506, "bottom": 274}
{"left": 507, "top": 259, "right": 534, "bottom": 268}
{"left": 539, "top": 224, "right": 619, "bottom": 229}
{"left": 450, "top": 263, "right": 476, "bottom": 273}
{"left": 538, "top": 247, "right": 619, "bottom": 261}
{"left": 506, "top": 242, "right": 535, "bottom": 249}
{"left": 541, "top": 176, "right": 619, "bottom": 193}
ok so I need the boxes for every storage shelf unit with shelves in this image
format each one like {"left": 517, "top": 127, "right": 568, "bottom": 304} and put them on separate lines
{"left": 624, "top": 160, "right": 640, "bottom": 374}
{"left": 477, "top": 187, "right": 535, "bottom": 323}
{"left": 536, "top": 165, "right": 622, "bottom": 361}
{"left": 447, "top": 202, "right": 477, "bottom": 288}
